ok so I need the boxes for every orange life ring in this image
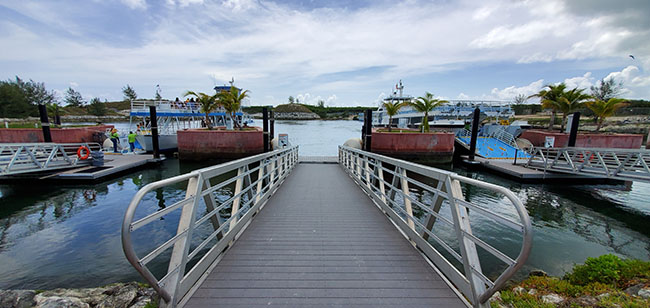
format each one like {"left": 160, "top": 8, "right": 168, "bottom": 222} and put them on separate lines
{"left": 77, "top": 146, "right": 90, "bottom": 160}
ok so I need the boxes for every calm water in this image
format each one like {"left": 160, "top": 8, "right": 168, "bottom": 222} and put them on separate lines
{"left": 0, "top": 120, "right": 648, "bottom": 289}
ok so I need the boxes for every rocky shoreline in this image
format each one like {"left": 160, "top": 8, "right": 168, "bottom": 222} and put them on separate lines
{"left": 0, "top": 282, "right": 158, "bottom": 308}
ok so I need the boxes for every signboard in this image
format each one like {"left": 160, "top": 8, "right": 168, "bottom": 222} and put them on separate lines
{"left": 544, "top": 136, "right": 555, "bottom": 148}
{"left": 279, "top": 134, "right": 289, "bottom": 148}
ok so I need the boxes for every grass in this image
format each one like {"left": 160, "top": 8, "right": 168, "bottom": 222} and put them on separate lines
{"left": 494, "top": 255, "right": 650, "bottom": 307}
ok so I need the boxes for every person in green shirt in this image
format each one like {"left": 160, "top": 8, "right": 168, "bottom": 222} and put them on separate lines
{"left": 127, "top": 131, "right": 137, "bottom": 152}
{"left": 110, "top": 129, "right": 119, "bottom": 153}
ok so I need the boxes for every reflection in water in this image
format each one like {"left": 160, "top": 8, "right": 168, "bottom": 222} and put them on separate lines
{"left": 0, "top": 121, "right": 648, "bottom": 289}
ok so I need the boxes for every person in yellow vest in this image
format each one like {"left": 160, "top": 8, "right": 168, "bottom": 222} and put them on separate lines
{"left": 110, "top": 129, "right": 119, "bottom": 153}
{"left": 128, "top": 131, "right": 137, "bottom": 152}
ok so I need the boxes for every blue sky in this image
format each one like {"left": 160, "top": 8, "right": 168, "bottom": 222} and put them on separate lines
{"left": 1, "top": 0, "right": 649, "bottom": 106}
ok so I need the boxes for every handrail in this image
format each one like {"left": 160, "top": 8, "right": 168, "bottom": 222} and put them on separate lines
{"left": 0, "top": 142, "right": 102, "bottom": 175}
{"left": 338, "top": 146, "right": 532, "bottom": 307}
{"left": 526, "top": 146, "right": 650, "bottom": 183}
{"left": 121, "top": 146, "right": 299, "bottom": 307}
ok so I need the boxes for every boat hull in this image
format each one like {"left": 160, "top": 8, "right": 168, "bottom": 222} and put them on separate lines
{"left": 136, "top": 135, "right": 178, "bottom": 152}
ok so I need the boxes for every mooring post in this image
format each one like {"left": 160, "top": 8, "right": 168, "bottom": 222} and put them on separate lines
{"left": 38, "top": 104, "right": 52, "bottom": 142}
{"left": 270, "top": 110, "right": 275, "bottom": 149}
{"left": 149, "top": 106, "right": 160, "bottom": 159}
{"left": 567, "top": 112, "right": 580, "bottom": 147}
{"left": 468, "top": 107, "right": 480, "bottom": 161}
{"left": 262, "top": 107, "right": 269, "bottom": 152}
{"left": 364, "top": 109, "right": 373, "bottom": 151}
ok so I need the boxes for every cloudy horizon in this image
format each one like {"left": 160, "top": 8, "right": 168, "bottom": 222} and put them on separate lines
{"left": 1, "top": 0, "right": 649, "bottom": 107}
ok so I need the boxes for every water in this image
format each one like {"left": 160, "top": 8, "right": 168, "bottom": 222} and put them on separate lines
{"left": 0, "top": 120, "right": 648, "bottom": 289}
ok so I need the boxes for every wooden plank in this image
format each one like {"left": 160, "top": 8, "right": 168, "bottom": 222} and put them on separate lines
{"left": 184, "top": 164, "right": 465, "bottom": 307}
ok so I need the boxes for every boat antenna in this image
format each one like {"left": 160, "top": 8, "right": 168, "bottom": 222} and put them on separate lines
{"left": 229, "top": 77, "right": 235, "bottom": 87}
{"left": 397, "top": 80, "right": 404, "bottom": 97}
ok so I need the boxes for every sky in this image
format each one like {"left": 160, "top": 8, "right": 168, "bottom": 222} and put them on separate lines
{"left": 1, "top": 0, "right": 649, "bottom": 107}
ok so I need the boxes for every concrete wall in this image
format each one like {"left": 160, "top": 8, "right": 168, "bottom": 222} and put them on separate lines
{"left": 177, "top": 128, "right": 264, "bottom": 161}
{"left": 370, "top": 131, "right": 455, "bottom": 164}
{"left": 0, "top": 125, "right": 113, "bottom": 143}
{"left": 520, "top": 129, "right": 643, "bottom": 149}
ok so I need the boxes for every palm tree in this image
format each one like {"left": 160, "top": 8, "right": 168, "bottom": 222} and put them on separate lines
{"left": 529, "top": 83, "right": 567, "bottom": 131}
{"left": 382, "top": 101, "right": 406, "bottom": 132}
{"left": 184, "top": 91, "right": 219, "bottom": 130}
{"left": 557, "top": 87, "right": 591, "bottom": 131}
{"left": 586, "top": 98, "right": 628, "bottom": 132}
{"left": 217, "top": 86, "right": 250, "bottom": 130}
{"left": 410, "top": 92, "right": 448, "bottom": 133}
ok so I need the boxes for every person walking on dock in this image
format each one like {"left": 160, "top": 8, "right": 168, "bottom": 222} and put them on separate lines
{"left": 110, "top": 129, "right": 120, "bottom": 153}
{"left": 128, "top": 131, "right": 137, "bottom": 153}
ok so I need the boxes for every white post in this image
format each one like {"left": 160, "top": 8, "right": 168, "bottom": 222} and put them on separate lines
{"left": 230, "top": 167, "right": 245, "bottom": 231}
{"left": 400, "top": 168, "right": 415, "bottom": 231}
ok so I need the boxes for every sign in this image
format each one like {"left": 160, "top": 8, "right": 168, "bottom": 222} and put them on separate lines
{"left": 279, "top": 134, "right": 289, "bottom": 148}
{"left": 544, "top": 136, "right": 555, "bottom": 148}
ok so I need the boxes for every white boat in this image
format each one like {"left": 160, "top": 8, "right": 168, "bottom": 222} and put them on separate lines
{"left": 129, "top": 100, "right": 250, "bottom": 152}
{"left": 373, "top": 81, "right": 515, "bottom": 130}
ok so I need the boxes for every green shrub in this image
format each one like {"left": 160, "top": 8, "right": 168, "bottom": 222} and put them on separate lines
{"left": 565, "top": 254, "right": 624, "bottom": 285}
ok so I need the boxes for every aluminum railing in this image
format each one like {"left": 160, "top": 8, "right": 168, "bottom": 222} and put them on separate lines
{"left": 488, "top": 127, "right": 518, "bottom": 149}
{"left": 338, "top": 146, "right": 532, "bottom": 307}
{"left": 526, "top": 147, "right": 650, "bottom": 183}
{"left": 0, "top": 143, "right": 102, "bottom": 176}
{"left": 121, "top": 146, "right": 299, "bottom": 308}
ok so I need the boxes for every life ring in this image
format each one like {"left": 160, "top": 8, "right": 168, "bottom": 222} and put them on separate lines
{"left": 77, "top": 146, "right": 90, "bottom": 160}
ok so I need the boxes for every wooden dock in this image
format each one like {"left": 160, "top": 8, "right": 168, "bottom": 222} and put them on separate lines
{"left": 53, "top": 154, "right": 159, "bottom": 181}
{"left": 184, "top": 163, "right": 467, "bottom": 307}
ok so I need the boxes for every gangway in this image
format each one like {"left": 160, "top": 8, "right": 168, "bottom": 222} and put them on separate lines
{"left": 456, "top": 128, "right": 530, "bottom": 160}
{"left": 122, "top": 146, "right": 532, "bottom": 307}
{"left": 526, "top": 147, "right": 650, "bottom": 183}
{"left": 0, "top": 142, "right": 101, "bottom": 176}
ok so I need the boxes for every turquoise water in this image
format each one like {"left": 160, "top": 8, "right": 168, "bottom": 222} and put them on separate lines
{"left": 0, "top": 120, "right": 648, "bottom": 289}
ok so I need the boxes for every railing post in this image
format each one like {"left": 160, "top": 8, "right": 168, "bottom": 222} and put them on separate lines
{"left": 377, "top": 161, "right": 387, "bottom": 205}
{"left": 364, "top": 156, "right": 371, "bottom": 189}
{"left": 255, "top": 160, "right": 266, "bottom": 206}
{"left": 421, "top": 180, "right": 445, "bottom": 240}
{"left": 230, "top": 167, "right": 245, "bottom": 231}
{"left": 445, "top": 176, "right": 486, "bottom": 307}
{"left": 400, "top": 168, "right": 415, "bottom": 231}
{"left": 163, "top": 174, "right": 202, "bottom": 307}
{"left": 202, "top": 179, "right": 224, "bottom": 240}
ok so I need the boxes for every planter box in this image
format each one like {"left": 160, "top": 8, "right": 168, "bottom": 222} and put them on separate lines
{"left": 0, "top": 125, "right": 113, "bottom": 143}
{"left": 520, "top": 129, "right": 643, "bottom": 149}
{"left": 177, "top": 128, "right": 264, "bottom": 161}
{"left": 370, "top": 130, "right": 455, "bottom": 164}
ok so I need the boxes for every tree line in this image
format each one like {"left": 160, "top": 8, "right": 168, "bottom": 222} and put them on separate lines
{"left": 0, "top": 77, "right": 140, "bottom": 119}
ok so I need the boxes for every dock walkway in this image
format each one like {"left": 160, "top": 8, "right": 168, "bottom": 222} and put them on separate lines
{"left": 185, "top": 163, "right": 466, "bottom": 307}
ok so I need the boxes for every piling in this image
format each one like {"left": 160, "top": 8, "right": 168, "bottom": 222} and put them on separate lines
{"left": 363, "top": 109, "right": 373, "bottom": 151}
{"left": 149, "top": 106, "right": 160, "bottom": 159}
{"left": 38, "top": 104, "right": 52, "bottom": 142}
{"left": 262, "top": 107, "right": 269, "bottom": 152}
{"left": 270, "top": 110, "right": 275, "bottom": 146}
{"left": 567, "top": 112, "right": 580, "bottom": 147}
{"left": 468, "top": 107, "right": 480, "bottom": 161}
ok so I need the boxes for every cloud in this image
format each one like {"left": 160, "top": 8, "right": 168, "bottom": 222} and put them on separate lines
{"left": 563, "top": 72, "right": 593, "bottom": 90}
{"left": 120, "top": 0, "right": 147, "bottom": 10}
{"left": 488, "top": 79, "right": 545, "bottom": 100}
{"left": 0, "top": 0, "right": 649, "bottom": 106}
{"left": 69, "top": 82, "right": 79, "bottom": 88}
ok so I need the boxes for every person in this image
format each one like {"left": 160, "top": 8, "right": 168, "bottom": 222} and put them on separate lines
{"left": 128, "top": 131, "right": 137, "bottom": 152}
{"left": 110, "top": 129, "right": 119, "bottom": 153}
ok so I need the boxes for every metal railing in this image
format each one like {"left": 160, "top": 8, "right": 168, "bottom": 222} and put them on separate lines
{"left": 339, "top": 146, "right": 532, "bottom": 307}
{"left": 488, "top": 127, "right": 518, "bottom": 149}
{"left": 0, "top": 143, "right": 102, "bottom": 176}
{"left": 526, "top": 147, "right": 650, "bottom": 183}
{"left": 121, "top": 146, "right": 299, "bottom": 307}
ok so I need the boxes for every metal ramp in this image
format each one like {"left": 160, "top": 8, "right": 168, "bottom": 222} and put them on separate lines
{"left": 121, "top": 146, "right": 532, "bottom": 307}
{"left": 456, "top": 128, "right": 530, "bottom": 160}
{"left": 526, "top": 147, "right": 650, "bottom": 183}
{"left": 0, "top": 143, "right": 102, "bottom": 176}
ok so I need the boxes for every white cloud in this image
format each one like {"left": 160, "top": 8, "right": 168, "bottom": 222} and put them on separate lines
{"left": 69, "top": 82, "right": 79, "bottom": 88}
{"left": 120, "top": 0, "right": 147, "bottom": 10}
{"left": 166, "top": 0, "right": 204, "bottom": 7}
{"left": 488, "top": 79, "right": 545, "bottom": 100}
{"left": 563, "top": 72, "right": 593, "bottom": 90}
